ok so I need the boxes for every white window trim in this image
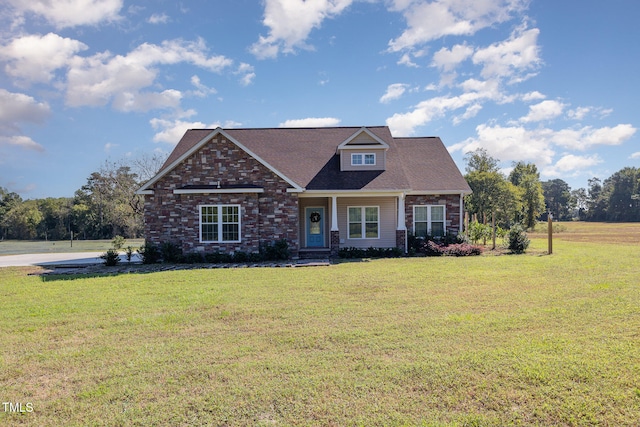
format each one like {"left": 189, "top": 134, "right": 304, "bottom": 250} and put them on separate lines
{"left": 413, "top": 205, "right": 446, "bottom": 237}
{"left": 347, "top": 206, "right": 380, "bottom": 239}
{"left": 199, "top": 204, "right": 241, "bottom": 243}
{"left": 351, "top": 152, "right": 376, "bottom": 166}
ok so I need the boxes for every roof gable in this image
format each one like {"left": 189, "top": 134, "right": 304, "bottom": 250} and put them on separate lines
{"left": 337, "top": 127, "right": 390, "bottom": 151}
{"left": 138, "top": 128, "right": 303, "bottom": 193}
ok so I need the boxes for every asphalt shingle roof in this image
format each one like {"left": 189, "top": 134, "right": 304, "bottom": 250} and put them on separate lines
{"left": 155, "top": 126, "right": 471, "bottom": 194}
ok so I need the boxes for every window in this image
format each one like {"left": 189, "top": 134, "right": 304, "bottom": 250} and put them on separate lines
{"left": 351, "top": 153, "right": 376, "bottom": 166}
{"left": 414, "top": 205, "right": 446, "bottom": 238}
{"left": 200, "top": 205, "right": 240, "bottom": 242}
{"left": 348, "top": 206, "right": 379, "bottom": 239}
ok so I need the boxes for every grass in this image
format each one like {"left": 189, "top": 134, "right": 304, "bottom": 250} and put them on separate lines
{"left": 1, "top": 223, "right": 639, "bottom": 425}
{"left": 0, "top": 239, "right": 145, "bottom": 256}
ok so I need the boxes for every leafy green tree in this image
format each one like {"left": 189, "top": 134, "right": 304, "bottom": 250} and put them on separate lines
{"left": 542, "top": 179, "right": 573, "bottom": 221}
{"left": 3, "top": 200, "right": 43, "bottom": 239}
{"left": 604, "top": 167, "right": 640, "bottom": 222}
{"left": 464, "top": 149, "right": 520, "bottom": 228}
{"left": 0, "top": 188, "right": 23, "bottom": 239}
{"left": 509, "top": 162, "right": 545, "bottom": 229}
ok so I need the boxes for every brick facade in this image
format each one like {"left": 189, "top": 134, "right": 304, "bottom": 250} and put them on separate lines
{"left": 404, "top": 194, "right": 462, "bottom": 236}
{"left": 143, "top": 134, "right": 299, "bottom": 256}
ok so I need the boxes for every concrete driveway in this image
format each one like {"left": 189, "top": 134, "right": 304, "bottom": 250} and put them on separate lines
{"left": 0, "top": 252, "right": 141, "bottom": 267}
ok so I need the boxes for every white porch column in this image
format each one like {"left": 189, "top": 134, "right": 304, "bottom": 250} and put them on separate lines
{"left": 331, "top": 196, "right": 339, "bottom": 231}
{"left": 459, "top": 193, "right": 464, "bottom": 234}
{"left": 397, "top": 193, "right": 406, "bottom": 230}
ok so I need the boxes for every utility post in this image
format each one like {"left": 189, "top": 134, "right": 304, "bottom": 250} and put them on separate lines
{"left": 547, "top": 212, "right": 553, "bottom": 255}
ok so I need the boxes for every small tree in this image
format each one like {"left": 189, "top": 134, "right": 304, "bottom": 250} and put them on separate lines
{"left": 507, "top": 224, "right": 530, "bottom": 254}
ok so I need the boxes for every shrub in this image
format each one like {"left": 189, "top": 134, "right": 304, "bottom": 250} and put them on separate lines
{"left": 138, "top": 242, "right": 161, "bottom": 264}
{"left": 112, "top": 235, "right": 126, "bottom": 250}
{"left": 204, "top": 252, "right": 233, "bottom": 264}
{"left": 232, "top": 251, "right": 250, "bottom": 263}
{"left": 338, "top": 247, "right": 403, "bottom": 259}
{"left": 100, "top": 248, "right": 121, "bottom": 266}
{"left": 418, "top": 240, "right": 482, "bottom": 257}
{"left": 507, "top": 224, "right": 530, "bottom": 254}
{"left": 160, "top": 241, "right": 183, "bottom": 263}
{"left": 182, "top": 252, "right": 204, "bottom": 264}
{"left": 468, "top": 221, "right": 491, "bottom": 244}
{"left": 125, "top": 246, "right": 135, "bottom": 263}
{"left": 260, "top": 239, "right": 290, "bottom": 261}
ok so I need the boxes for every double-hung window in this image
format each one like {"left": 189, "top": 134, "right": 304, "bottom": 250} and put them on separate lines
{"left": 348, "top": 206, "right": 379, "bottom": 239}
{"left": 414, "top": 205, "right": 446, "bottom": 238}
{"left": 200, "top": 205, "right": 240, "bottom": 243}
{"left": 351, "top": 153, "right": 376, "bottom": 166}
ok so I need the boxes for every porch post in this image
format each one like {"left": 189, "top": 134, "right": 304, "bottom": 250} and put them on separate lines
{"left": 330, "top": 196, "right": 340, "bottom": 257}
{"left": 396, "top": 193, "right": 407, "bottom": 253}
{"left": 459, "top": 193, "right": 464, "bottom": 234}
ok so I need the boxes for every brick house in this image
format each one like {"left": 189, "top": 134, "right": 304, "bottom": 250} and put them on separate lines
{"left": 137, "top": 126, "right": 472, "bottom": 258}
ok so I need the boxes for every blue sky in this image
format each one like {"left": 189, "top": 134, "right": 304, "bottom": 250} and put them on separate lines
{"left": 1, "top": 0, "right": 638, "bottom": 199}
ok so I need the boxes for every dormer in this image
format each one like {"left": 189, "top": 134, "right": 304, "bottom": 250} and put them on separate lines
{"left": 337, "top": 127, "right": 389, "bottom": 171}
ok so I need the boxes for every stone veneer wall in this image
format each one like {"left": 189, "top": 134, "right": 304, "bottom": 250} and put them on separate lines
{"left": 143, "top": 134, "right": 299, "bottom": 256}
{"left": 404, "top": 194, "right": 462, "bottom": 236}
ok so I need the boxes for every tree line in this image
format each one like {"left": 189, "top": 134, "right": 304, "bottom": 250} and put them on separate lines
{"left": 0, "top": 154, "right": 166, "bottom": 241}
{"left": 1, "top": 149, "right": 639, "bottom": 241}
{"left": 463, "top": 149, "right": 640, "bottom": 229}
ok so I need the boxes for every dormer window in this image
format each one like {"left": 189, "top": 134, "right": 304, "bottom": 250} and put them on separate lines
{"left": 351, "top": 153, "right": 376, "bottom": 166}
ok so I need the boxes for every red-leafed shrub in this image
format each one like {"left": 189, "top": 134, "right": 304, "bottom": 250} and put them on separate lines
{"left": 422, "top": 240, "right": 483, "bottom": 257}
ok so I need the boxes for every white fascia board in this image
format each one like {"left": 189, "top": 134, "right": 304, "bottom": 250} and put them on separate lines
{"left": 406, "top": 189, "right": 473, "bottom": 196}
{"left": 174, "top": 188, "right": 264, "bottom": 194}
{"left": 299, "top": 189, "right": 406, "bottom": 198}
{"left": 136, "top": 189, "right": 154, "bottom": 195}
{"left": 337, "top": 127, "right": 390, "bottom": 151}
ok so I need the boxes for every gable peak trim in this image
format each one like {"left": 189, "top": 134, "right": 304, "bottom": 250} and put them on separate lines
{"left": 336, "top": 127, "right": 390, "bottom": 151}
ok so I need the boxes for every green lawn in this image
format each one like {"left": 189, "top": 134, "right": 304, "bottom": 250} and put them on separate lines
{"left": 0, "top": 239, "right": 145, "bottom": 256}
{"left": 1, "top": 225, "right": 639, "bottom": 426}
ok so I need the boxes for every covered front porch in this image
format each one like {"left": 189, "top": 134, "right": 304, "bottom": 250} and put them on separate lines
{"left": 298, "top": 192, "right": 407, "bottom": 257}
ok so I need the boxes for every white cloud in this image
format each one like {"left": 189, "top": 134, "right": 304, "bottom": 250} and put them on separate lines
{"left": 380, "top": 83, "right": 409, "bottom": 103}
{"left": 472, "top": 27, "right": 541, "bottom": 81}
{"left": 148, "top": 13, "right": 170, "bottom": 24}
{"left": 235, "top": 63, "right": 256, "bottom": 86}
{"left": 0, "top": 89, "right": 51, "bottom": 133}
{"left": 150, "top": 113, "right": 241, "bottom": 144}
{"left": 279, "top": 117, "right": 341, "bottom": 127}
{"left": 66, "top": 38, "right": 233, "bottom": 111}
{"left": 567, "top": 106, "right": 591, "bottom": 121}
{"left": 189, "top": 75, "right": 217, "bottom": 97}
{"left": 521, "top": 91, "right": 546, "bottom": 102}
{"left": 388, "top": 0, "right": 527, "bottom": 52}
{"left": 386, "top": 78, "right": 504, "bottom": 135}
{"left": 450, "top": 124, "right": 556, "bottom": 167}
{"left": 551, "top": 124, "right": 637, "bottom": 150}
{"left": 543, "top": 154, "right": 602, "bottom": 177}
{"left": 631, "top": 152, "right": 640, "bottom": 159}
{"left": 6, "top": 0, "right": 123, "bottom": 29}
{"left": 104, "top": 142, "right": 118, "bottom": 153}
{"left": 0, "top": 135, "right": 45, "bottom": 152}
{"left": 251, "top": 0, "right": 354, "bottom": 59}
{"left": 519, "top": 100, "right": 566, "bottom": 123}
{"left": 0, "top": 33, "right": 88, "bottom": 86}
{"left": 431, "top": 44, "right": 474, "bottom": 72}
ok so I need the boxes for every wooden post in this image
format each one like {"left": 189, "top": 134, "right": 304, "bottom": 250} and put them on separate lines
{"left": 547, "top": 213, "right": 553, "bottom": 255}
{"left": 70, "top": 230, "right": 73, "bottom": 248}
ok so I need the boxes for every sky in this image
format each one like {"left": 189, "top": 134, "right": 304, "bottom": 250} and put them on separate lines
{"left": 1, "top": 0, "right": 639, "bottom": 199}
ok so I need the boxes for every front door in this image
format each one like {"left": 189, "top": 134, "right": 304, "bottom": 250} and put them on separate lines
{"left": 305, "top": 207, "right": 325, "bottom": 247}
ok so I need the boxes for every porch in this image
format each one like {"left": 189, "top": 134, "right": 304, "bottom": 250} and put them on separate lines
{"left": 298, "top": 193, "right": 407, "bottom": 257}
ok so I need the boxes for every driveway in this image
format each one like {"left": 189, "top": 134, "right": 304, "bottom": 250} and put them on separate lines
{"left": 0, "top": 252, "right": 141, "bottom": 267}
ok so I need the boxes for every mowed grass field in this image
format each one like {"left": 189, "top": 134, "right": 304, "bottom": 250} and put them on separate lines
{"left": 1, "top": 223, "right": 639, "bottom": 426}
